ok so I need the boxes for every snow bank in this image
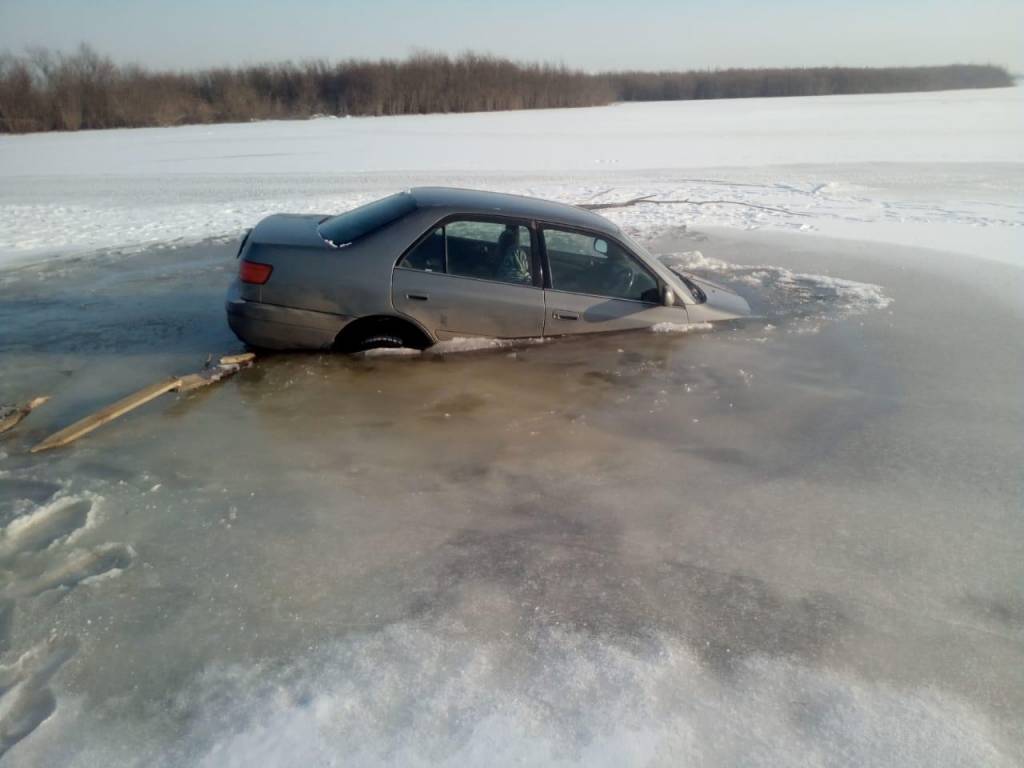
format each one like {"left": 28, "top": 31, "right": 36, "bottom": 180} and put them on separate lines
{"left": 1, "top": 86, "right": 1022, "bottom": 268}
{"left": 3, "top": 87, "right": 1021, "bottom": 178}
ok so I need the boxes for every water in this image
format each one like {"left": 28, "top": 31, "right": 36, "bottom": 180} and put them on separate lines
{"left": 0, "top": 228, "right": 1021, "bottom": 765}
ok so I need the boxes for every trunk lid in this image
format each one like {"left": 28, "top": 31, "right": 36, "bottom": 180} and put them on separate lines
{"left": 249, "top": 214, "right": 329, "bottom": 249}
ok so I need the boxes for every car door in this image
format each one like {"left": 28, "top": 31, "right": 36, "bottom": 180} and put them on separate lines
{"left": 540, "top": 226, "right": 687, "bottom": 335}
{"left": 392, "top": 219, "right": 546, "bottom": 339}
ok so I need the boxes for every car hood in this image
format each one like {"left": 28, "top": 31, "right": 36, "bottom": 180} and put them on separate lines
{"left": 672, "top": 270, "right": 752, "bottom": 319}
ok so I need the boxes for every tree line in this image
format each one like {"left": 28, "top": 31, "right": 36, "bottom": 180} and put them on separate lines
{"left": 608, "top": 64, "right": 1013, "bottom": 101}
{"left": 0, "top": 46, "right": 1012, "bottom": 133}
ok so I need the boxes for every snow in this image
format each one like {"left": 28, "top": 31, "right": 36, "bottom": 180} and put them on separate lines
{"left": 1, "top": 86, "right": 1022, "bottom": 269}
{"left": 0, "top": 493, "right": 99, "bottom": 558}
{"left": 2, "top": 86, "right": 1024, "bottom": 766}
{"left": 2, "top": 229, "right": 1023, "bottom": 765}
{"left": 60, "top": 624, "right": 1009, "bottom": 768}
{"left": 651, "top": 321, "right": 713, "bottom": 333}
{"left": 3, "top": 87, "right": 1020, "bottom": 178}
{"left": 660, "top": 250, "right": 894, "bottom": 319}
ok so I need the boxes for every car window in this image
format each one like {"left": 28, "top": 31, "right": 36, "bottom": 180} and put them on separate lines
{"left": 318, "top": 192, "right": 416, "bottom": 246}
{"left": 400, "top": 220, "right": 533, "bottom": 286}
{"left": 399, "top": 227, "right": 444, "bottom": 272}
{"left": 542, "top": 228, "right": 660, "bottom": 303}
{"left": 544, "top": 229, "right": 606, "bottom": 259}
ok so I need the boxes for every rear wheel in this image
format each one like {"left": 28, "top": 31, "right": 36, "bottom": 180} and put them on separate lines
{"left": 353, "top": 333, "right": 406, "bottom": 352}
{"left": 334, "top": 316, "right": 432, "bottom": 354}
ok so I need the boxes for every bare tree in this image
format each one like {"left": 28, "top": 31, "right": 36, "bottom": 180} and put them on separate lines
{"left": 0, "top": 48, "right": 1012, "bottom": 134}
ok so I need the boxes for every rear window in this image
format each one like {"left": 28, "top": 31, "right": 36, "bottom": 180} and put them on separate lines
{"left": 318, "top": 193, "right": 416, "bottom": 247}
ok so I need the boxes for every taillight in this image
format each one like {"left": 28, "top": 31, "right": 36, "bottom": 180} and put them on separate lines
{"left": 239, "top": 259, "right": 273, "bottom": 285}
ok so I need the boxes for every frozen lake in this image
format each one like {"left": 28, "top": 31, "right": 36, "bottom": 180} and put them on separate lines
{"left": 1, "top": 86, "right": 1023, "bottom": 765}
{"left": 1, "top": 85, "right": 1022, "bottom": 268}
{"left": 1, "top": 227, "right": 1022, "bottom": 766}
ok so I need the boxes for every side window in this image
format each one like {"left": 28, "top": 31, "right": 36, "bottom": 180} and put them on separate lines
{"left": 399, "top": 227, "right": 444, "bottom": 272}
{"left": 400, "top": 220, "right": 534, "bottom": 286}
{"left": 543, "top": 228, "right": 660, "bottom": 303}
{"left": 446, "top": 221, "right": 533, "bottom": 285}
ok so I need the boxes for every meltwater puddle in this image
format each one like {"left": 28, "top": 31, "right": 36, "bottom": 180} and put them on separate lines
{"left": 659, "top": 250, "right": 893, "bottom": 334}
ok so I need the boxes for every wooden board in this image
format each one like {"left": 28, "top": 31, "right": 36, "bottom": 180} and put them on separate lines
{"left": 219, "top": 352, "right": 256, "bottom": 366}
{"left": 30, "top": 353, "right": 256, "bottom": 453}
{"left": 31, "top": 378, "right": 183, "bottom": 453}
{"left": 0, "top": 396, "right": 50, "bottom": 435}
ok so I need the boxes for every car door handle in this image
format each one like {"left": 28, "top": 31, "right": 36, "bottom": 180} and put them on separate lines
{"left": 552, "top": 311, "right": 579, "bottom": 320}
{"left": 406, "top": 293, "right": 429, "bottom": 301}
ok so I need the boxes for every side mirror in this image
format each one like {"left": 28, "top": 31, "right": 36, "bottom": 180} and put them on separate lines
{"left": 662, "top": 286, "right": 676, "bottom": 307}
{"left": 594, "top": 238, "right": 608, "bottom": 255}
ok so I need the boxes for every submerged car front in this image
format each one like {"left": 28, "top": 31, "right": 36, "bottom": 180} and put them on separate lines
{"left": 622, "top": 233, "right": 752, "bottom": 321}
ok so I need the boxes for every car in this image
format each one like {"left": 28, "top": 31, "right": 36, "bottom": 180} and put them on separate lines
{"left": 225, "top": 187, "right": 751, "bottom": 352}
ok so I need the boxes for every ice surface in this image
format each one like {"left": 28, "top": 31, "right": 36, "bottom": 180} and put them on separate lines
{"left": 0, "top": 494, "right": 97, "bottom": 561}
{"left": 660, "top": 250, "right": 893, "bottom": 331}
{"left": 1, "top": 86, "right": 1023, "bottom": 766}
{"left": 1, "top": 227, "right": 1022, "bottom": 765}
{"left": 0, "top": 86, "right": 1022, "bottom": 268}
{"left": 650, "top": 321, "right": 713, "bottom": 333}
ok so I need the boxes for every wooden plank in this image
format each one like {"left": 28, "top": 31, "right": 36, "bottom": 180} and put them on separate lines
{"left": 175, "top": 372, "right": 215, "bottom": 393}
{"left": 0, "top": 396, "right": 50, "bottom": 435}
{"left": 219, "top": 352, "right": 256, "bottom": 366}
{"left": 31, "top": 378, "right": 182, "bottom": 453}
{"left": 176, "top": 368, "right": 228, "bottom": 392}
{"left": 178, "top": 356, "right": 254, "bottom": 393}
{"left": 29, "top": 352, "right": 256, "bottom": 454}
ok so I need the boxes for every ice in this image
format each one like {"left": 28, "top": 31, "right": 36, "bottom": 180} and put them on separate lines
{"left": 1, "top": 86, "right": 1023, "bottom": 765}
{"left": 1, "top": 225, "right": 1022, "bottom": 765}
{"left": 1, "top": 86, "right": 1022, "bottom": 269}
{"left": 659, "top": 250, "right": 894, "bottom": 325}
{"left": 650, "top": 321, "right": 712, "bottom": 333}
{"left": 0, "top": 494, "right": 97, "bottom": 561}
{"left": 359, "top": 347, "right": 423, "bottom": 358}
{"left": 34, "top": 624, "right": 1006, "bottom": 768}
{"left": 430, "top": 336, "right": 546, "bottom": 354}
{"left": 360, "top": 337, "right": 547, "bottom": 356}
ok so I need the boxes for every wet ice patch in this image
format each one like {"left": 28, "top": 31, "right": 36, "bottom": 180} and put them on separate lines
{"left": 661, "top": 250, "right": 891, "bottom": 331}
{"left": 0, "top": 495, "right": 98, "bottom": 564}
{"left": 0, "top": 479, "right": 63, "bottom": 518}
{"left": 0, "top": 481, "right": 132, "bottom": 757}
{"left": 9, "top": 543, "right": 135, "bottom": 598}
{"left": 0, "top": 636, "right": 78, "bottom": 759}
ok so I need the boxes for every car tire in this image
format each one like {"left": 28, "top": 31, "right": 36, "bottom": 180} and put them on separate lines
{"left": 354, "top": 333, "right": 407, "bottom": 352}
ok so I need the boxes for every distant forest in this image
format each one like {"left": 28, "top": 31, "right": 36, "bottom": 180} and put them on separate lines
{"left": 0, "top": 47, "right": 1013, "bottom": 133}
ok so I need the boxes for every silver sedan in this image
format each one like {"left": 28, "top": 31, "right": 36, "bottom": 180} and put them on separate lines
{"left": 226, "top": 187, "right": 750, "bottom": 352}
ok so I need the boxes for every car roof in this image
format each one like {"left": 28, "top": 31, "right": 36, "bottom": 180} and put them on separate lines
{"left": 408, "top": 187, "right": 619, "bottom": 235}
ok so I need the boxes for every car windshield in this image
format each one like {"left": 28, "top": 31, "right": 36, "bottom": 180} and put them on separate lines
{"left": 619, "top": 230, "right": 654, "bottom": 261}
{"left": 318, "top": 192, "right": 416, "bottom": 247}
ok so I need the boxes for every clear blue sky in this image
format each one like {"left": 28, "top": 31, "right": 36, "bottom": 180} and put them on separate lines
{"left": 1, "top": 0, "right": 1021, "bottom": 72}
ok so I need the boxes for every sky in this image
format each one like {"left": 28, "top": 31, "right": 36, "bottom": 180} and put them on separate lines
{"left": 0, "top": 0, "right": 1021, "bottom": 73}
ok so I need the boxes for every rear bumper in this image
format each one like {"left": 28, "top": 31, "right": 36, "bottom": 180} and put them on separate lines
{"left": 226, "top": 284, "right": 348, "bottom": 350}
